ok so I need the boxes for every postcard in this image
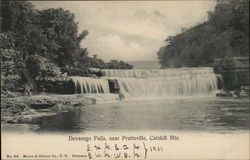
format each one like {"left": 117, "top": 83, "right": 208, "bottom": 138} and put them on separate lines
{"left": 1, "top": 0, "right": 249, "bottom": 159}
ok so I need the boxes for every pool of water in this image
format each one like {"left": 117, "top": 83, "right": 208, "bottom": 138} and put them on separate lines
{"left": 33, "top": 97, "right": 249, "bottom": 133}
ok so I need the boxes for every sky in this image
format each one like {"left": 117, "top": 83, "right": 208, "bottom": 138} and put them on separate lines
{"left": 33, "top": 1, "right": 216, "bottom": 62}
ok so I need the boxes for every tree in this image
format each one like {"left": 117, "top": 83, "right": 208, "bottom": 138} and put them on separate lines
{"left": 1, "top": 1, "right": 90, "bottom": 68}
{"left": 1, "top": 1, "right": 133, "bottom": 72}
{"left": 106, "top": 60, "right": 133, "bottom": 69}
{"left": 1, "top": 1, "right": 45, "bottom": 59}
{"left": 38, "top": 8, "right": 88, "bottom": 67}
{"left": 157, "top": 0, "right": 249, "bottom": 68}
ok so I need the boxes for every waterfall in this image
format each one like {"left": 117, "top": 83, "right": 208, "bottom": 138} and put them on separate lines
{"left": 216, "top": 74, "right": 224, "bottom": 89}
{"left": 70, "top": 67, "right": 219, "bottom": 99}
{"left": 102, "top": 67, "right": 218, "bottom": 98}
{"left": 71, "top": 76, "right": 110, "bottom": 94}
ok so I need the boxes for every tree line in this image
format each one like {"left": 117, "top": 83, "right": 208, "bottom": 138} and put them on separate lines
{"left": 1, "top": 0, "right": 133, "bottom": 70}
{"left": 157, "top": 0, "right": 249, "bottom": 68}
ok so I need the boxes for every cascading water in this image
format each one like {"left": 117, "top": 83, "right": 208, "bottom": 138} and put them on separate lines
{"left": 101, "top": 67, "right": 219, "bottom": 99}
{"left": 71, "top": 76, "right": 110, "bottom": 94}
{"left": 216, "top": 74, "right": 224, "bottom": 89}
{"left": 70, "top": 67, "right": 219, "bottom": 99}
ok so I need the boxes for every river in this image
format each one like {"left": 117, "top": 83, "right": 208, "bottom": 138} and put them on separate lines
{"left": 33, "top": 97, "right": 249, "bottom": 133}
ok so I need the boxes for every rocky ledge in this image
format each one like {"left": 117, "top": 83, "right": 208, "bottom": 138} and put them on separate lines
{"left": 1, "top": 94, "right": 96, "bottom": 124}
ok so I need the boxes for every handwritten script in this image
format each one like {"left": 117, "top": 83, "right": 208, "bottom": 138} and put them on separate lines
{"left": 87, "top": 142, "right": 163, "bottom": 159}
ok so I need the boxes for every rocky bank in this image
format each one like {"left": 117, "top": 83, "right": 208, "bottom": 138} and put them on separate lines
{"left": 1, "top": 94, "right": 96, "bottom": 125}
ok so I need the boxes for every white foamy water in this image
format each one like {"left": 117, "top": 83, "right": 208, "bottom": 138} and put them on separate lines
{"left": 101, "top": 67, "right": 215, "bottom": 78}
{"left": 70, "top": 67, "right": 219, "bottom": 99}
{"left": 71, "top": 76, "right": 110, "bottom": 94}
{"left": 102, "top": 67, "right": 218, "bottom": 98}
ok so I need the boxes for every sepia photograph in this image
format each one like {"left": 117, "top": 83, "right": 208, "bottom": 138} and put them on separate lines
{"left": 1, "top": 0, "right": 249, "bottom": 159}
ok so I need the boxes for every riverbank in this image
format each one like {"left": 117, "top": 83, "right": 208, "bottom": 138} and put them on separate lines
{"left": 1, "top": 94, "right": 96, "bottom": 125}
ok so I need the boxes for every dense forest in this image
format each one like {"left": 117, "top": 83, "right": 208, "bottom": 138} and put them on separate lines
{"left": 157, "top": 0, "right": 249, "bottom": 68}
{"left": 0, "top": 1, "right": 133, "bottom": 70}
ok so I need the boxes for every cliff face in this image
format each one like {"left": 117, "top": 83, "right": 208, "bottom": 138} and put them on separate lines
{"left": 213, "top": 57, "right": 249, "bottom": 90}
{"left": 1, "top": 49, "right": 24, "bottom": 92}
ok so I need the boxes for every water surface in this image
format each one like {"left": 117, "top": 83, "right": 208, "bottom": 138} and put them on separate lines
{"left": 34, "top": 97, "right": 249, "bottom": 133}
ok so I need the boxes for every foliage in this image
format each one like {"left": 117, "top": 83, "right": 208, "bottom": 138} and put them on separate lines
{"left": 0, "top": 33, "right": 24, "bottom": 92}
{"left": 1, "top": 1, "right": 133, "bottom": 71}
{"left": 25, "top": 55, "right": 62, "bottom": 78}
{"left": 106, "top": 60, "right": 134, "bottom": 69}
{"left": 1, "top": 1, "right": 45, "bottom": 59}
{"left": 75, "top": 55, "right": 134, "bottom": 70}
{"left": 38, "top": 8, "right": 89, "bottom": 67}
{"left": 157, "top": 0, "right": 249, "bottom": 68}
{"left": 76, "top": 55, "right": 107, "bottom": 69}
{"left": 1, "top": 49, "right": 23, "bottom": 92}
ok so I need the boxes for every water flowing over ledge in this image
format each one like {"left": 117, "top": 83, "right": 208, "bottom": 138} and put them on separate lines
{"left": 101, "top": 67, "right": 216, "bottom": 78}
{"left": 71, "top": 67, "right": 219, "bottom": 99}
{"left": 71, "top": 76, "right": 110, "bottom": 94}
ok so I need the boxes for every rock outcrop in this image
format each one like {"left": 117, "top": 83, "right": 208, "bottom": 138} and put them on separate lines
{"left": 213, "top": 57, "right": 249, "bottom": 90}
{"left": 1, "top": 95, "right": 96, "bottom": 124}
{"left": 1, "top": 48, "right": 23, "bottom": 92}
